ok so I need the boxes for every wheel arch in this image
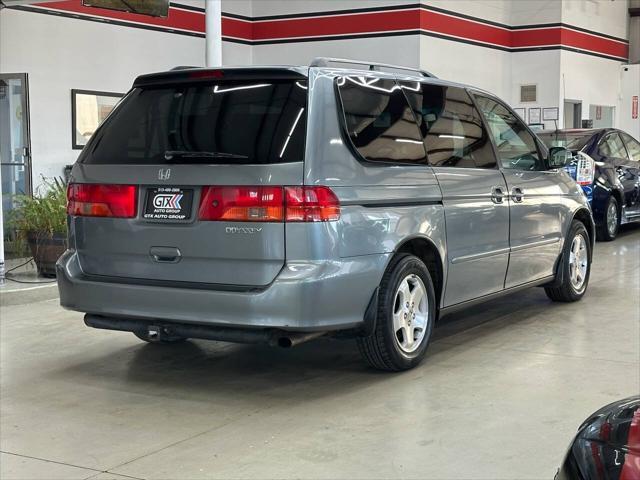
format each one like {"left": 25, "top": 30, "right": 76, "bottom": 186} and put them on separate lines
{"left": 572, "top": 207, "right": 595, "bottom": 251}
{"left": 392, "top": 236, "right": 445, "bottom": 310}
{"left": 611, "top": 188, "right": 624, "bottom": 214}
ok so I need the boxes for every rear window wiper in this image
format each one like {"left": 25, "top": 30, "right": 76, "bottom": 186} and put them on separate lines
{"left": 164, "top": 150, "right": 249, "bottom": 160}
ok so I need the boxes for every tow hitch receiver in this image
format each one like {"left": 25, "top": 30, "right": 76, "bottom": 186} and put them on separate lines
{"left": 147, "top": 325, "right": 161, "bottom": 342}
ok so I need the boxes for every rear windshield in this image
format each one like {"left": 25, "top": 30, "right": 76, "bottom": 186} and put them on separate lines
{"left": 81, "top": 80, "right": 307, "bottom": 164}
{"left": 538, "top": 132, "right": 594, "bottom": 152}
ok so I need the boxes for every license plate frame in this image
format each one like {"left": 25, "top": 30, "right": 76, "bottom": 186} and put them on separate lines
{"left": 143, "top": 187, "right": 194, "bottom": 221}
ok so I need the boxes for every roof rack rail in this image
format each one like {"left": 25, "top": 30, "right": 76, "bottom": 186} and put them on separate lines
{"left": 170, "top": 65, "right": 198, "bottom": 71}
{"left": 309, "top": 57, "right": 437, "bottom": 78}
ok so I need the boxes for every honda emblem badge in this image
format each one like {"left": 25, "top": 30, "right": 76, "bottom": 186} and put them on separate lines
{"left": 158, "top": 168, "right": 171, "bottom": 181}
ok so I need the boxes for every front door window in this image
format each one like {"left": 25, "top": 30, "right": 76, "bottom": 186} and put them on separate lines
{"left": 474, "top": 95, "right": 543, "bottom": 171}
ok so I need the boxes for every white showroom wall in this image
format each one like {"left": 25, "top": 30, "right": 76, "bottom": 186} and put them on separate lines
{"left": 0, "top": 8, "right": 204, "bottom": 184}
{"left": 509, "top": 51, "right": 562, "bottom": 128}
{"left": 253, "top": 36, "right": 420, "bottom": 70}
{"left": 561, "top": 0, "right": 629, "bottom": 39}
{"left": 0, "top": 1, "right": 253, "bottom": 186}
{"left": 560, "top": 50, "right": 625, "bottom": 126}
{"left": 428, "top": 0, "right": 511, "bottom": 23}
{"left": 251, "top": 0, "right": 414, "bottom": 16}
{"left": 618, "top": 64, "right": 640, "bottom": 139}
{"left": 418, "top": 36, "right": 512, "bottom": 99}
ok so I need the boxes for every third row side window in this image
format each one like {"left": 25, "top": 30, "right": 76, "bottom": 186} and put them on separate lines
{"left": 337, "top": 77, "right": 427, "bottom": 164}
{"left": 402, "top": 84, "right": 497, "bottom": 169}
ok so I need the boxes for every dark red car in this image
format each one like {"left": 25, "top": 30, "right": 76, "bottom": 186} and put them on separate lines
{"left": 556, "top": 396, "right": 640, "bottom": 480}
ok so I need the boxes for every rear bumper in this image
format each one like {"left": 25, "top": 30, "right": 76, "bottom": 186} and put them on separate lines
{"left": 56, "top": 249, "right": 388, "bottom": 331}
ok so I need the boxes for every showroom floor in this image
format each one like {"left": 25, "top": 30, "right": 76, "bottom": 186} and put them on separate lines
{"left": 1, "top": 227, "right": 638, "bottom": 480}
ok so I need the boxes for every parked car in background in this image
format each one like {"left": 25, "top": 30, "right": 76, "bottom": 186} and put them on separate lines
{"left": 539, "top": 129, "right": 640, "bottom": 241}
{"left": 58, "top": 59, "right": 594, "bottom": 371}
{"left": 556, "top": 396, "right": 640, "bottom": 480}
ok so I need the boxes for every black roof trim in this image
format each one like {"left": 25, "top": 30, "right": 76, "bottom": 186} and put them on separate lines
{"left": 133, "top": 67, "right": 308, "bottom": 87}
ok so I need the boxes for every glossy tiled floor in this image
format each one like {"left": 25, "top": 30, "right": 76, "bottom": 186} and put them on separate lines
{"left": 1, "top": 227, "right": 638, "bottom": 480}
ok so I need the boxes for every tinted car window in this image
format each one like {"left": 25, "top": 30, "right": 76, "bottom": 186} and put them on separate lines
{"left": 475, "top": 95, "right": 542, "bottom": 171}
{"left": 82, "top": 80, "right": 307, "bottom": 164}
{"left": 336, "top": 76, "right": 427, "bottom": 164}
{"left": 598, "top": 133, "right": 627, "bottom": 159}
{"left": 620, "top": 132, "right": 640, "bottom": 162}
{"left": 404, "top": 84, "right": 496, "bottom": 168}
{"left": 538, "top": 132, "right": 594, "bottom": 151}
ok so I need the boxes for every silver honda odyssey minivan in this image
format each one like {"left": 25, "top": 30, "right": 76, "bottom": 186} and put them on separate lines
{"left": 58, "top": 58, "right": 594, "bottom": 371}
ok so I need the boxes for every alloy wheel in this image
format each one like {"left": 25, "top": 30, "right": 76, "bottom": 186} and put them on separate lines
{"left": 568, "top": 233, "right": 588, "bottom": 292}
{"left": 606, "top": 201, "right": 618, "bottom": 236}
{"left": 392, "top": 274, "right": 430, "bottom": 354}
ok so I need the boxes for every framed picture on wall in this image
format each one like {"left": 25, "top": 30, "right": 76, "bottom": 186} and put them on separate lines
{"left": 543, "top": 107, "right": 559, "bottom": 121}
{"left": 71, "top": 89, "right": 123, "bottom": 149}
{"left": 528, "top": 107, "right": 541, "bottom": 125}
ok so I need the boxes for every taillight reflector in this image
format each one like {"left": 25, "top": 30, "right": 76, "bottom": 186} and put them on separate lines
{"left": 67, "top": 184, "right": 137, "bottom": 218}
{"left": 197, "top": 186, "right": 340, "bottom": 222}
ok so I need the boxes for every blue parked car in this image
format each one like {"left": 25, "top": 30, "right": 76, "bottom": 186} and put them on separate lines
{"left": 539, "top": 129, "right": 640, "bottom": 241}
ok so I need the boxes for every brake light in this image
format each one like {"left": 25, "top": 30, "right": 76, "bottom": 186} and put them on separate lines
{"left": 198, "top": 186, "right": 340, "bottom": 222}
{"left": 284, "top": 186, "right": 340, "bottom": 222}
{"left": 67, "top": 184, "right": 137, "bottom": 218}
{"left": 198, "top": 186, "right": 284, "bottom": 222}
{"left": 189, "top": 70, "right": 224, "bottom": 80}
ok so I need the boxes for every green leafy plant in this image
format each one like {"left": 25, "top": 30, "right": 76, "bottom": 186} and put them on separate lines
{"left": 11, "top": 177, "right": 67, "bottom": 238}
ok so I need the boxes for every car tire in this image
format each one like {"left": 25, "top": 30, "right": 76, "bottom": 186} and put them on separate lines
{"left": 596, "top": 196, "right": 620, "bottom": 242}
{"left": 133, "top": 331, "right": 187, "bottom": 344}
{"left": 357, "top": 254, "right": 436, "bottom": 372}
{"left": 545, "top": 220, "right": 591, "bottom": 303}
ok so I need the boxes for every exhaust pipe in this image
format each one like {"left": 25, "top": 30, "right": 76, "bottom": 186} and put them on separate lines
{"left": 274, "top": 331, "right": 327, "bottom": 348}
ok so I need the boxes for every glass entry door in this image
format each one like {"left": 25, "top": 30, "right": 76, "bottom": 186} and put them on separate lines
{"left": 0, "top": 73, "right": 32, "bottom": 228}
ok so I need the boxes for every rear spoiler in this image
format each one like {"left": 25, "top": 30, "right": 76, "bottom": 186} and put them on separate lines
{"left": 133, "top": 67, "right": 308, "bottom": 88}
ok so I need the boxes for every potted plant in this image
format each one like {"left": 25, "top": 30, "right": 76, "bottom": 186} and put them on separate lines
{"left": 11, "top": 177, "right": 68, "bottom": 277}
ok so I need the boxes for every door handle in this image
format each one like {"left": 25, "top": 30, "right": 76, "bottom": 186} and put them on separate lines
{"left": 491, "top": 186, "right": 505, "bottom": 204}
{"left": 511, "top": 187, "right": 525, "bottom": 203}
{"left": 150, "top": 246, "right": 182, "bottom": 263}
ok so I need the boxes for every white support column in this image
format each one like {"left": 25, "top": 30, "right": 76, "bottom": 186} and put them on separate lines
{"left": 0, "top": 158, "right": 5, "bottom": 285}
{"left": 205, "top": 0, "right": 222, "bottom": 67}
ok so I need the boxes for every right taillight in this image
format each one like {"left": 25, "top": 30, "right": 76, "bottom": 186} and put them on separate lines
{"left": 284, "top": 186, "right": 340, "bottom": 222}
{"left": 197, "top": 186, "right": 340, "bottom": 222}
{"left": 67, "top": 184, "right": 137, "bottom": 218}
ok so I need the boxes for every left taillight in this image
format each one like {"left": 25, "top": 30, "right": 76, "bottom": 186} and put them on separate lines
{"left": 198, "top": 186, "right": 284, "bottom": 222}
{"left": 67, "top": 184, "right": 137, "bottom": 218}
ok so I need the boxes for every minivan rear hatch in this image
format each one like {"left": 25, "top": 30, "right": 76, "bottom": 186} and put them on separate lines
{"left": 71, "top": 69, "right": 308, "bottom": 287}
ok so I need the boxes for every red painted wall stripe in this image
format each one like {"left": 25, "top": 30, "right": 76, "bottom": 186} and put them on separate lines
{"left": 420, "top": 9, "right": 511, "bottom": 47}
{"left": 251, "top": 10, "right": 420, "bottom": 40}
{"left": 560, "top": 28, "right": 628, "bottom": 59}
{"left": 223, "top": 17, "right": 252, "bottom": 40}
{"left": 30, "top": 1, "right": 629, "bottom": 61}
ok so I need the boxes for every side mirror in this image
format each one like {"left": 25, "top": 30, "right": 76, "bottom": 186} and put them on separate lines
{"left": 548, "top": 147, "right": 572, "bottom": 169}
